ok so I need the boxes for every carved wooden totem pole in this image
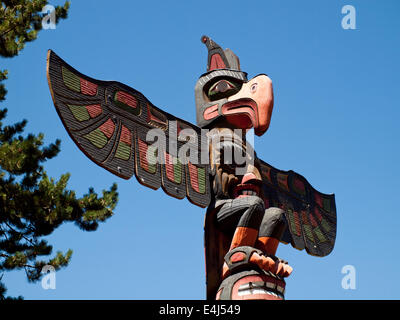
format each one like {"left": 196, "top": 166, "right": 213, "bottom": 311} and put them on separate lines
{"left": 46, "top": 36, "right": 337, "bottom": 300}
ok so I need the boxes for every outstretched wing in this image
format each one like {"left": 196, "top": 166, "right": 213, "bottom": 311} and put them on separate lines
{"left": 47, "top": 50, "right": 211, "bottom": 208}
{"left": 259, "top": 159, "right": 337, "bottom": 257}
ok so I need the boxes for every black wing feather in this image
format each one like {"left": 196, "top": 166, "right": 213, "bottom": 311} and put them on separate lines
{"left": 47, "top": 50, "right": 211, "bottom": 208}
{"left": 259, "top": 159, "right": 337, "bottom": 257}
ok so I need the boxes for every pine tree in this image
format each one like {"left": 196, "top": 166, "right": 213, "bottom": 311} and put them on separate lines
{"left": 0, "top": 1, "right": 118, "bottom": 299}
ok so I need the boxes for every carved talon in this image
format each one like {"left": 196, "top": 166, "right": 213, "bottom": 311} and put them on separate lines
{"left": 223, "top": 246, "right": 293, "bottom": 279}
{"left": 249, "top": 251, "right": 293, "bottom": 278}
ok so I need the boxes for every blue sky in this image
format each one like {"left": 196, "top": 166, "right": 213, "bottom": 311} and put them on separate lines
{"left": 2, "top": 0, "right": 400, "bottom": 299}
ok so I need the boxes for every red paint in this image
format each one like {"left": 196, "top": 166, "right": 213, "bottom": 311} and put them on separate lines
{"left": 277, "top": 173, "right": 289, "bottom": 191}
{"left": 80, "top": 78, "right": 97, "bottom": 96}
{"left": 293, "top": 177, "right": 305, "bottom": 193}
{"left": 314, "top": 192, "right": 323, "bottom": 208}
{"left": 147, "top": 104, "right": 167, "bottom": 127}
{"left": 176, "top": 122, "right": 182, "bottom": 135}
{"left": 301, "top": 211, "right": 308, "bottom": 225}
{"left": 233, "top": 183, "right": 260, "bottom": 199}
{"left": 231, "top": 275, "right": 284, "bottom": 300}
{"left": 99, "top": 119, "right": 115, "bottom": 139}
{"left": 309, "top": 214, "right": 318, "bottom": 228}
{"left": 85, "top": 104, "right": 102, "bottom": 118}
{"left": 209, "top": 54, "right": 226, "bottom": 70}
{"left": 203, "top": 104, "right": 219, "bottom": 120}
{"left": 188, "top": 162, "right": 199, "bottom": 193}
{"left": 262, "top": 167, "right": 272, "bottom": 183}
{"left": 138, "top": 139, "right": 149, "bottom": 172}
{"left": 164, "top": 152, "right": 175, "bottom": 182}
{"left": 117, "top": 91, "right": 138, "bottom": 109}
{"left": 224, "top": 114, "right": 252, "bottom": 130}
{"left": 293, "top": 211, "right": 301, "bottom": 236}
{"left": 221, "top": 99, "right": 258, "bottom": 130}
{"left": 120, "top": 125, "right": 132, "bottom": 146}
{"left": 230, "top": 252, "right": 245, "bottom": 263}
{"left": 314, "top": 207, "right": 323, "bottom": 222}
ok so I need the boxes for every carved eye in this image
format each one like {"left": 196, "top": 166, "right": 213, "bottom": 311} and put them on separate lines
{"left": 207, "top": 79, "right": 242, "bottom": 101}
{"left": 251, "top": 83, "right": 258, "bottom": 93}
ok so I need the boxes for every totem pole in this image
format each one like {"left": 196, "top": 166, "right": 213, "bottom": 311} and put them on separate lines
{"left": 46, "top": 36, "right": 337, "bottom": 300}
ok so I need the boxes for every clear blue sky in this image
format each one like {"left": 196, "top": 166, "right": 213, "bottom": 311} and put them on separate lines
{"left": 2, "top": 0, "right": 400, "bottom": 299}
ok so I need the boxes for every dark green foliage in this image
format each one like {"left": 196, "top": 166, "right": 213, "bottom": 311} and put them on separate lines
{"left": 0, "top": 0, "right": 69, "bottom": 57}
{"left": 0, "top": 1, "right": 119, "bottom": 299}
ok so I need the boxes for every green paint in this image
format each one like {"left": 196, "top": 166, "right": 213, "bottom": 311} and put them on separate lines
{"left": 146, "top": 145, "right": 157, "bottom": 174}
{"left": 287, "top": 209, "right": 298, "bottom": 236}
{"left": 173, "top": 159, "right": 182, "bottom": 184}
{"left": 115, "top": 141, "right": 131, "bottom": 160}
{"left": 68, "top": 105, "right": 90, "bottom": 122}
{"left": 62, "top": 67, "right": 80, "bottom": 92}
{"left": 323, "top": 198, "right": 331, "bottom": 212}
{"left": 85, "top": 128, "right": 107, "bottom": 148}
{"left": 313, "top": 226, "right": 327, "bottom": 242}
{"left": 197, "top": 167, "right": 206, "bottom": 194}
{"left": 321, "top": 218, "right": 331, "bottom": 232}
{"left": 303, "top": 224, "right": 315, "bottom": 243}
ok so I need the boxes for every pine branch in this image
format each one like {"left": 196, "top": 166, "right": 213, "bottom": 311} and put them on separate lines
{"left": 0, "top": 0, "right": 119, "bottom": 299}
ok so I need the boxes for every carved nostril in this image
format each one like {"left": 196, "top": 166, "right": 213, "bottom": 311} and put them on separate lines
{"left": 251, "top": 83, "right": 258, "bottom": 93}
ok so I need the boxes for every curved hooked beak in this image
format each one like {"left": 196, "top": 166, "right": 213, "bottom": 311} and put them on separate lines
{"left": 221, "top": 74, "right": 274, "bottom": 136}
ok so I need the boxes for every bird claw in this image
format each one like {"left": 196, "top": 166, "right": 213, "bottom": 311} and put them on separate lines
{"left": 223, "top": 246, "right": 293, "bottom": 278}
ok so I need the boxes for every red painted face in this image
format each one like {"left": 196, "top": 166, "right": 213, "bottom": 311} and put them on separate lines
{"left": 221, "top": 74, "right": 274, "bottom": 136}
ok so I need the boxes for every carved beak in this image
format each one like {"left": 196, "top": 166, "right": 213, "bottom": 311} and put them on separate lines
{"left": 221, "top": 74, "right": 274, "bottom": 136}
